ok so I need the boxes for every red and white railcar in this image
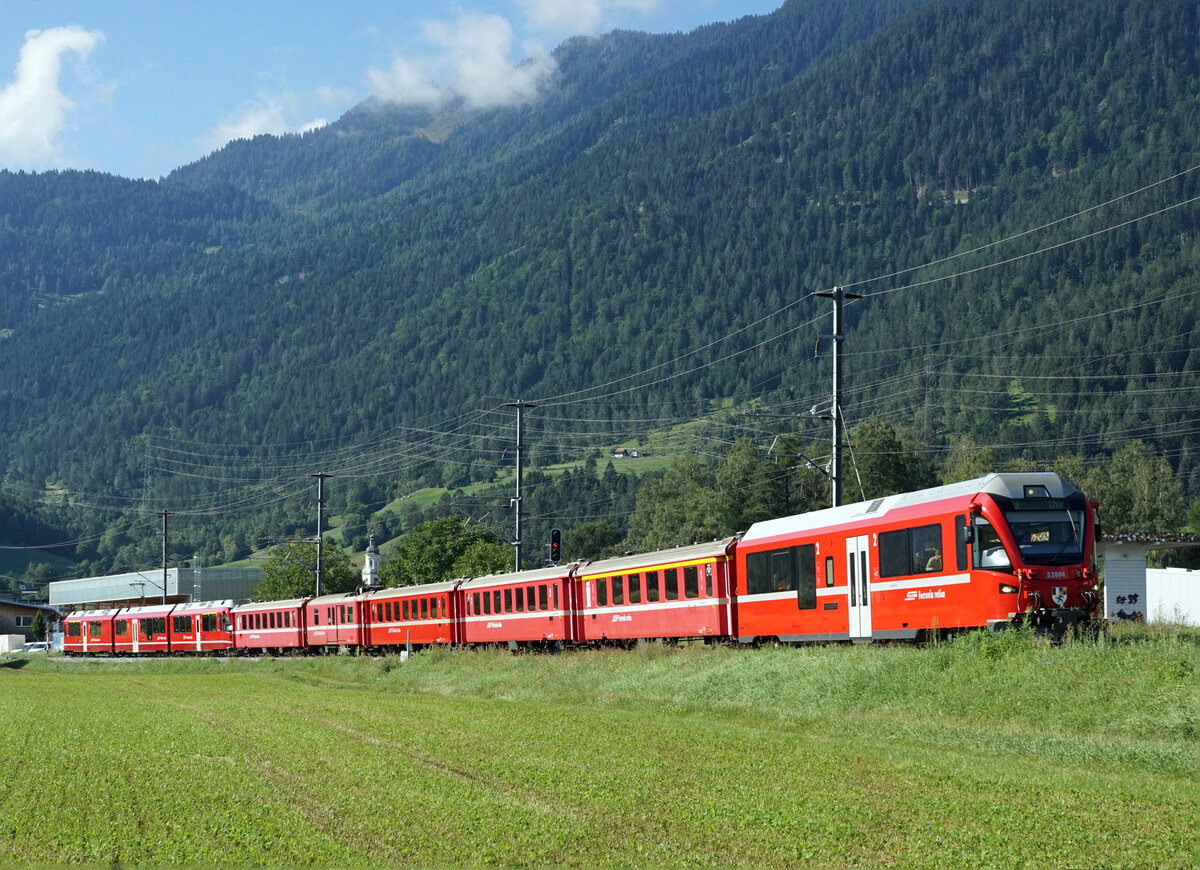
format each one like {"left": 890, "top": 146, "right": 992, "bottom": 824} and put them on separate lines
{"left": 305, "top": 592, "right": 365, "bottom": 651}
{"left": 734, "top": 472, "right": 1099, "bottom": 642}
{"left": 574, "top": 539, "right": 737, "bottom": 643}
{"left": 63, "top": 608, "right": 120, "bottom": 655}
{"left": 110, "top": 604, "right": 175, "bottom": 654}
{"left": 459, "top": 565, "right": 576, "bottom": 647}
{"left": 363, "top": 581, "right": 461, "bottom": 649}
{"left": 231, "top": 598, "right": 308, "bottom": 653}
{"left": 169, "top": 600, "right": 236, "bottom": 653}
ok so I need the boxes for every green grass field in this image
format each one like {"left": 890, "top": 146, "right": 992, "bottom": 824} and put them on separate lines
{"left": 1, "top": 627, "right": 1195, "bottom": 867}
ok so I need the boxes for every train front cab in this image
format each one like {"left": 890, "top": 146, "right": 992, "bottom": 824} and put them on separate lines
{"left": 960, "top": 474, "right": 1099, "bottom": 635}
{"left": 734, "top": 473, "right": 1099, "bottom": 642}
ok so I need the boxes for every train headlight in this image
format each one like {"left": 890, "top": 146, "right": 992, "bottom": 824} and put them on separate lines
{"left": 998, "top": 583, "right": 1018, "bottom": 594}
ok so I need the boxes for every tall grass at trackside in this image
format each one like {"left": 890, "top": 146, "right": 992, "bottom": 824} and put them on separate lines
{"left": 1, "top": 625, "right": 1195, "bottom": 867}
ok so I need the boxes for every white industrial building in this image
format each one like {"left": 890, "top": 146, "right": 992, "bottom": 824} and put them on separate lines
{"left": 1099, "top": 535, "right": 1200, "bottom": 626}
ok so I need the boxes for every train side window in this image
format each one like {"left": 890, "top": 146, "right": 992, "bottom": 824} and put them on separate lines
{"left": 68, "top": 622, "right": 81, "bottom": 637}
{"left": 825, "top": 556, "right": 834, "bottom": 587}
{"left": 90, "top": 621, "right": 103, "bottom": 638}
{"left": 514, "top": 588, "right": 524, "bottom": 612}
{"left": 313, "top": 610, "right": 320, "bottom": 626}
{"left": 683, "top": 565, "right": 699, "bottom": 599}
{"left": 629, "top": 573, "right": 641, "bottom": 604}
{"left": 880, "top": 525, "right": 943, "bottom": 577}
{"left": 553, "top": 586, "right": 559, "bottom": 609}
{"left": 417, "top": 599, "right": 425, "bottom": 620}
{"left": 612, "top": 576, "right": 624, "bottom": 606}
{"left": 955, "top": 515, "right": 969, "bottom": 571}
{"left": 502, "top": 589, "right": 511, "bottom": 614}
{"left": 705, "top": 563, "right": 713, "bottom": 597}
{"left": 471, "top": 592, "right": 479, "bottom": 615}
{"left": 115, "top": 620, "right": 128, "bottom": 637}
{"left": 747, "top": 549, "right": 793, "bottom": 594}
{"left": 645, "top": 571, "right": 659, "bottom": 602}
{"left": 493, "top": 591, "right": 502, "bottom": 614}
{"left": 527, "top": 586, "right": 536, "bottom": 611}
{"left": 664, "top": 569, "right": 679, "bottom": 600}
{"left": 597, "top": 578, "right": 608, "bottom": 606}
{"left": 796, "top": 545, "right": 817, "bottom": 610}
{"left": 537, "top": 585, "right": 547, "bottom": 611}
{"left": 482, "top": 593, "right": 491, "bottom": 615}
{"left": 878, "top": 530, "right": 909, "bottom": 578}
{"left": 912, "top": 525, "right": 943, "bottom": 573}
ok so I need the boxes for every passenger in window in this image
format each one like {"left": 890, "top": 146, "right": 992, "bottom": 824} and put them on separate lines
{"left": 924, "top": 544, "right": 942, "bottom": 572}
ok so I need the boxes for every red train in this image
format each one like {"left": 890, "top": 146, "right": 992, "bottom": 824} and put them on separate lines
{"left": 64, "top": 472, "right": 1100, "bottom": 655}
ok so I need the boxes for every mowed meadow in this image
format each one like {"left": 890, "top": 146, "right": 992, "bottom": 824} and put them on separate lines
{"left": 1, "top": 627, "right": 1195, "bottom": 868}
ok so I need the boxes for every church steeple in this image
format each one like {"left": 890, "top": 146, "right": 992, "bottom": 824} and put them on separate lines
{"left": 362, "top": 534, "right": 381, "bottom": 588}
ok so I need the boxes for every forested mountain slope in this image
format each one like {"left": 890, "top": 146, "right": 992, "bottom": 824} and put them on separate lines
{"left": 0, "top": 0, "right": 1197, "bottom": 571}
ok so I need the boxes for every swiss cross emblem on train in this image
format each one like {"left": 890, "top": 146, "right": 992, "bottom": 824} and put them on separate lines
{"left": 1051, "top": 586, "right": 1068, "bottom": 607}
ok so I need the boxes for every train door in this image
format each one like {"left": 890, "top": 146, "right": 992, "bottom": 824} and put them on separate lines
{"left": 847, "top": 535, "right": 872, "bottom": 640}
{"left": 131, "top": 618, "right": 140, "bottom": 654}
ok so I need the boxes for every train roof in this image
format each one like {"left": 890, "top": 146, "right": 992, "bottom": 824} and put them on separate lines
{"left": 459, "top": 563, "right": 580, "bottom": 590}
{"left": 577, "top": 537, "right": 738, "bottom": 578}
{"left": 173, "top": 599, "right": 239, "bottom": 613}
{"left": 65, "top": 608, "right": 122, "bottom": 619}
{"left": 364, "top": 580, "right": 462, "bottom": 597}
{"left": 231, "top": 598, "right": 310, "bottom": 612}
{"left": 742, "top": 472, "right": 1082, "bottom": 543}
{"left": 309, "top": 590, "right": 364, "bottom": 606}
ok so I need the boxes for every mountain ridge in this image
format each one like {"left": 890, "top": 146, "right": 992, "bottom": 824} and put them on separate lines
{"left": 0, "top": 0, "right": 1196, "bottom": 576}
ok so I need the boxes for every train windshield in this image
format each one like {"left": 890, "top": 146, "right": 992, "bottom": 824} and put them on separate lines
{"left": 998, "top": 499, "right": 1086, "bottom": 566}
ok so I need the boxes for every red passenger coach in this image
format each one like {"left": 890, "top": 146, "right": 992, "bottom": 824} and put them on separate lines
{"left": 364, "top": 581, "right": 461, "bottom": 649}
{"left": 63, "top": 609, "right": 120, "bottom": 655}
{"left": 305, "top": 592, "right": 365, "bottom": 651}
{"left": 574, "top": 539, "right": 737, "bottom": 643}
{"left": 459, "top": 566, "right": 576, "bottom": 647}
{"left": 169, "top": 601, "right": 236, "bottom": 653}
{"left": 232, "top": 598, "right": 308, "bottom": 653}
{"left": 110, "top": 604, "right": 175, "bottom": 654}
{"left": 734, "top": 472, "right": 1099, "bottom": 643}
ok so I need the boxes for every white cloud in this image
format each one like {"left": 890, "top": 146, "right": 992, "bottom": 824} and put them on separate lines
{"left": 519, "top": 0, "right": 661, "bottom": 37}
{"left": 366, "top": 55, "right": 445, "bottom": 108}
{"left": 203, "top": 95, "right": 327, "bottom": 154}
{"left": 368, "top": 12, "right": 556, "bottom": 110}
{"left": 0, "top": 26, "right": 104, "bottom": 169}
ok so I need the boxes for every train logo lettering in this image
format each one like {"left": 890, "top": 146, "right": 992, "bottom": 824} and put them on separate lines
{"left": 904, "top": 589, "right": 947, "bottom": 602}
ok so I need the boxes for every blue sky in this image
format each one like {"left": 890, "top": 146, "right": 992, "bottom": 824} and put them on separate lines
{"left": 1, "top": 0, "right": 782, "bottom": 180}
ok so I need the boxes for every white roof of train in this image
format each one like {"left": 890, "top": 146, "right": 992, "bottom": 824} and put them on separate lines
{"left": 743, "top": 472, "right": 1081, "bottom": 542}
